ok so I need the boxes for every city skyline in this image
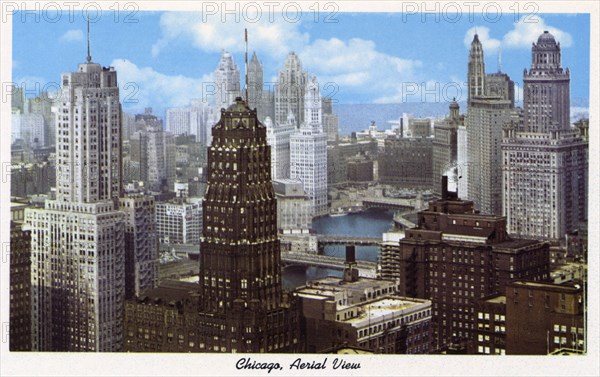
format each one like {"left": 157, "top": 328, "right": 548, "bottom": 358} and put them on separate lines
{"left": 12, "top": 12, "right": 590, "bottom": 117}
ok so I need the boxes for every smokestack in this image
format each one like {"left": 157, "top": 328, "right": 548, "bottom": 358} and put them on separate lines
{"left": 346, "top": 245, "right": 356, "bottom": 264}
{"left": 343, "top": 245, "right": 359, "bottom": 283}
{"left": 442, "top": 175, "right": 448, "bottom": 200}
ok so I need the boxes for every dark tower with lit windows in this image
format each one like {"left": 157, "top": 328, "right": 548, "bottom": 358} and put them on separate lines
{"left": 200, "top": 98, "right": 282, "bottom": 313}
{"left": 196, "top": 97, "right": 300, "bottom": 353}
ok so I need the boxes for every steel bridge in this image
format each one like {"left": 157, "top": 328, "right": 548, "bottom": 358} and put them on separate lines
{"left": 281, "top": 252, "right": 377, "bottom": 278}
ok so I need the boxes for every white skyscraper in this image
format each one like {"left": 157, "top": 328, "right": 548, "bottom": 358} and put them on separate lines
{"left": 266, "top": 114, "right": 295, "bottom": 179}
{"left": 275, "top": 52, "right": 307, "bottom": 126}
{"left": 290, "top": 76, "right": 328, "bottom": 217}
{"left": 502, "top": 31, "right": 588, "bottom": 240}
{"left": 25, "top": 40, "right": 126, "bottom": 351}
{"left": 213, "top": 50, "right": 240, "bottom": 111}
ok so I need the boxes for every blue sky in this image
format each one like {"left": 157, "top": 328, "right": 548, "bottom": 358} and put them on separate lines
{"left": 12, "top": 11, "right": 590, "bottom": 117}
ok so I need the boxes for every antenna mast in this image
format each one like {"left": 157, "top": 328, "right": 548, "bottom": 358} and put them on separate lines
{"left": 87, "top": 16, "right": 92, "bottom": 63}
{"left": 498, "top": 46, "right": 502, "bottom": 73}
{"left": 244, "top": 28, "right": 248, "bottom": 103}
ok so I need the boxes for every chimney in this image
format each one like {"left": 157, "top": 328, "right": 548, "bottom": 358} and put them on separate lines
{"left": 442, "top": 175, "right": 448, "bottom": 200}
{"left": 343, "top": 245, "right": 359, "bottom": 283}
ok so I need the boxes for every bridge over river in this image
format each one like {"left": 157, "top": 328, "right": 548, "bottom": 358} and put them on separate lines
{"left": 281, "top": 252, "right": 378, "bottom": 278}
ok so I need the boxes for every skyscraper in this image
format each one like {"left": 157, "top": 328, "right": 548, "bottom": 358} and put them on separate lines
{"left": 198, "top": 96, "right": 300, "bottom": 351}
{"left": 466, "top": 96, "right": 512, "bottom": 215}
{"left": 275, "top": 52, "right": 306, "bottom": 126}
{"left": 290, "top": 76, "right": 328, "bottom": 217}
{"left": 432, "top": 100, "right": 462, "bottom": 195}
{"left": 502, "top": 31, "right": 588, "bottom": 240}
{"left": 467, "top": 34, "right": 485, "bottom": 107}
{"left": 265, "top": 115, "right": 295, "bottom": 179}
{"left": 214, "top": 50, "right": 241, "bottom": 111}
{"left": 25, "top": 37, "right": 126, "bottom": 351}
{"left": 465, "top": 33, "right": 515, "bottom": 215}
{"left": 247, "top": 51, "right": 263, "bottom": 114}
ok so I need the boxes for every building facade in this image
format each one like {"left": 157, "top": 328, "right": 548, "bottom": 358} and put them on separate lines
{"left": 155, "top": 200, "right": 202, "bottom": 245}
{"left": 275, "top": 52, "right": 306, "bottom": 126}
{"left": 273, "top": 179, "right": 312, "bottom": 234}
{"left": 119, "top": 193, "right": 158, "bottom": 299}
{"left": 266, "top": 115, "right": 295, "bottom": 179}
{"left": 10, "top": 203, "right": 32, "bottom": 351}
{"left": 213, "top": 50, "right": 241, "bottom": 111}
{"left": 295, "top": 256, "right": 432, "bottom": 354}
{"left": 25, "top": 51, "right": 126, "bottom": 352}
{"left": 379, "top": 136, "right": 433, "bottom": 189}
{"left": 432, "top": 100, "right": 462, "bottom": 195}
{"left": 381, "top": 182, "right": 549, "bottom": 353}
{"left": 290, "top": 77, "right": 328, "bottom": 217}
{"left": 502, "top": 31, "right": 588, "bottom": 240}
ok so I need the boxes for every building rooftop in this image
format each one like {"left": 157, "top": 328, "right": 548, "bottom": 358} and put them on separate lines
{"left": 136, "top": 280, "right": 199, "bottom": 306}
{"left": 345, "top": 296, "right": 430, "bottom": 326}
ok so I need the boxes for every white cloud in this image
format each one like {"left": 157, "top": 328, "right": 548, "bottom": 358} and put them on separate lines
{"left": 300, "top": 38, "right": 422, "bottom": 103}
{"left": 152, "top": 12, "right": 309, "bottom": 59}
{"left": 110, "top": 59, "right": 212, "bottom": 112}
{"left": 503, "top": 15, "right": 573, "bottom": 48}
{"left": 60, "top": 29, "right": 84, "bottom": 43}
{"left": 463, "top": 27, "right": 501, "bottom": 51}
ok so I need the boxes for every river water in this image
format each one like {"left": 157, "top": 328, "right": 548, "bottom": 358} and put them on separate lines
{"left": 282, "top": 208, "right": 395, "bottom": 290}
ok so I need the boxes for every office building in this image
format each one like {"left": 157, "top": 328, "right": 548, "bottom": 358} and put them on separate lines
{"left": 25, "top": 43, "right": 126, "bottom": 351}
{"left": 502, "top": 31, "right": 588, "bottom": 240}
{"left": 382, "top": 179, "right": 549, "bottom": 352}
{"left": 290, "top": 77, "right": 328, "bottom": 217}
{"left": 275, "top": 52, "right": 306, "bottom": 126}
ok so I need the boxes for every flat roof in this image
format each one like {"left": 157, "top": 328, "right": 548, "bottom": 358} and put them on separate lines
{"left": 345, "top": 297, "right": 430, "bottom": 326}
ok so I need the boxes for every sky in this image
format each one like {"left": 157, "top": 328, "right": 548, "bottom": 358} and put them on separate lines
{"left": 12, "top": 11, "right": 590, "bottom": 118}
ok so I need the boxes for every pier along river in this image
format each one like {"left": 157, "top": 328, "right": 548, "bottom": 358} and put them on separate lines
{"left": 282, "top": 208, "right": 395, "bottom": 290}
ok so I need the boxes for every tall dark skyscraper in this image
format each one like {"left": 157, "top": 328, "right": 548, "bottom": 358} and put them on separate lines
{"left": 200, "top": 98, "right": 282, "bottom": 312}
{"left": 198, "top": 97, "right": 300, "bottom": 352}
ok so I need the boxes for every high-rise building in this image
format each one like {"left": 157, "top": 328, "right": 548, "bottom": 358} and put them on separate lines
{"left": 247, "top": 51, "right": 264, "bottom": 116}
{"left": 432, "top": 100, "right": 462, "bottom": 195}
{"left": 119, "top": 193, "right": 158, "bottom": 299}
{"left": 10, "top": 202, "right": 32, "bottom": 351}
{"left": 266, "top": 114, "right": 295, "bottom": 179}
{"left": 25, "top": 43, "right": 126, "bottom": 351}
{"left": 465, "top": 33, "right": 515, "bottom": 215}
{"left": 322, "top": 97, "right": 339, "bottom": 143}
{"left": 502, "top": 31, "right": 588, "bottom": 240}
{"left": 379, "top": 136, "right": 434, "bottom": 189}
{"left": 290, "top": 76, "right": 328, "bottom": 217}
{"left": 166, "top": 107, "right": 191, "bottom": 136}
{"left": 125, "top": 98, "right": 301, "bottom": 353}
{"left": 381, "top": 179, "right": 549, "bottom": 353}
{"left": 199, "top": 97, "right": 300, "bottom": 351}
{"left": 275, "top": 52, "right": 306, "bottom": 126}
{"left": 213, "top": 50, "right": 240, "bottom": 111}
{"left": 467, "top": 33, "right": 485, "bottom": 106}
{"left": 155, "top": 199, "right": 202, "bottom": 245}
{"left": 11, "top": 111, "right": 45, "bottom": 147}
{"left": 466, "top": 96, "right": 512, "bottom": 215}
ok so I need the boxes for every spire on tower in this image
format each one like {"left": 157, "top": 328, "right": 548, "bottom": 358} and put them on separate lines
{"left": 86, "top": 16, "right": 92, "bottom": 63}
{"left": 244, "top": 28, "right": 248, "bottom": 103}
